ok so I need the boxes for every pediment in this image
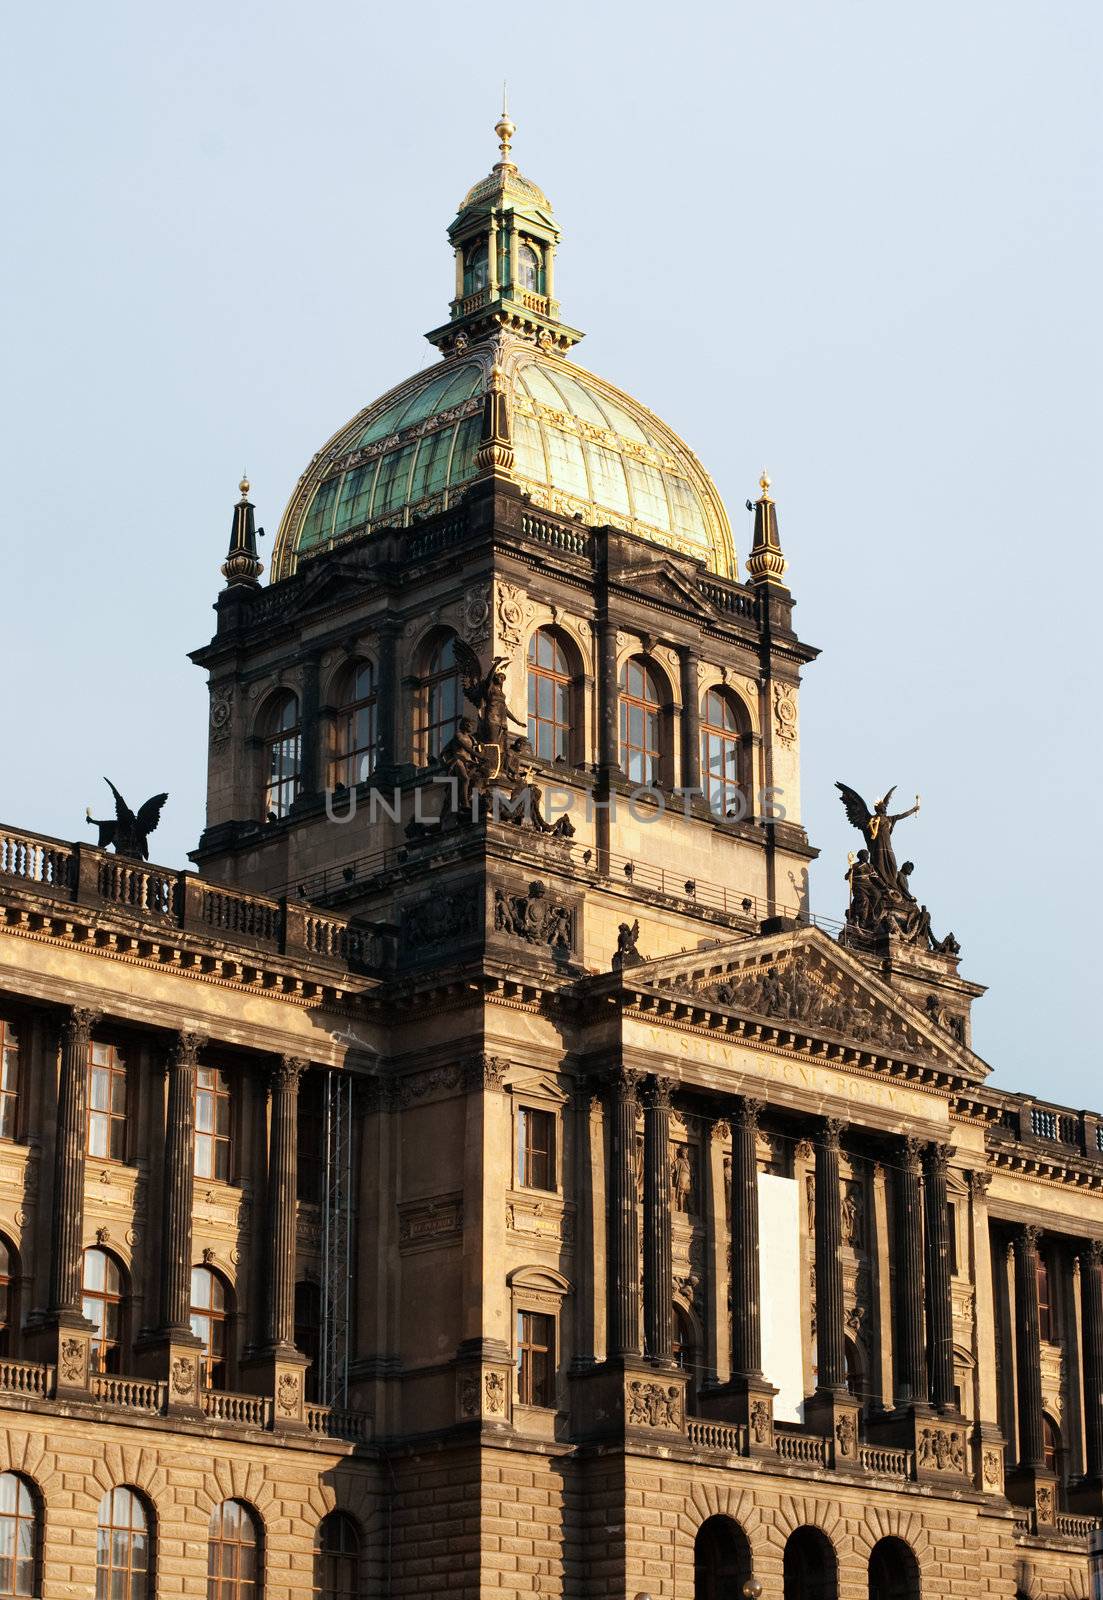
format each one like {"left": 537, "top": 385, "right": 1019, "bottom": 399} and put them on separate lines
{"left": 612, "top": 559, "right": 719, "bottom": 618}
{"left": 620, "top": 927, "right": 986, "bottom": 1082}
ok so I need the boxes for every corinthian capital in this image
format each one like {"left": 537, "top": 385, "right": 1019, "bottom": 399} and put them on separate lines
{"left": 270, "top": 1055, "right": 308, "bottom": 1092}
{"left": 169, "top": 1030, "right": 208, "bottom": 1068}
{"left": 923, "top": 1142, "right": 954, "bottom": 1177}
{"left": 642, "top": 1076, "right": 675, "bottom": 1111}
{"left": 60, "top": 1007, "right": 101, "bottom": 1048}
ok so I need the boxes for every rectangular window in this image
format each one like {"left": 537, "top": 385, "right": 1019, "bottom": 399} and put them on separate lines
{"left": 87, "top": 1042, "right": 127, "bottom": 1161}
{"left": 516, "top": 1310, "right": 554, "bottom": 1407}
{"left": 0, "top": 1020, "right": 19, "bottom": 1141}
{"left": 194, "top": 1067, "right": 233, "bottom": 1182}
{"left": 517, "top": 1108, "right": 555, "bottom": 1192}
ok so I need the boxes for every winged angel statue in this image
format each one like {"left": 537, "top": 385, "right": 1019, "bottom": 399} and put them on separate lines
{"left": 835, "top": 781, "right": 958, "bottom": 955}
{"left": 86, "top": 778, "right": 168, "bottom": 861}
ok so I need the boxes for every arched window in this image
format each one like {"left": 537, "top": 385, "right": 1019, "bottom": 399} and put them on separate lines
{"left": 464, "top": 241, "right": 488, "bottom": 296}
{"left": 673, "top": 1306, "right": 697, "bottom": 1415}
{"left": 527, "top": 629, "right": 573, "bottom": 762}
{"left": 261, "top": 692, "right": 301, "bottom": 820}
{"left": 82, "top": 1248, "right": 125, "bottom": 1375}
{"left": 700, "top": 687, "right": 749, "bottom": 818}
{"left": 207, "top": 1501, "right": 261, "bottom": 1600}
{"left": 295, "top": 1281, "right": 322, "bottom": 1404}
{"left": 194, "top": 1066, "right": 233, "bottom": 1182}
{"left": 191, "top": 1266, "right": 230, "bottom": 1390}
{"left": 517, "top": 242, "right": 541, "bottom": 292}
{"left": 694, "top": 1515, "right": 753, "bottom": 1600}
{"left": 313, "top": 1512, "right": 360, "bottom": 1600}
{"left": 422, "top": 636, "right": 462, "bottom": 762}
{"left": 618, "top": 657, "right": 665, "bottom": 786}
{"left": 87, "top": 1039, "right": 128, "bottom": 1160}
{"left": 0, "top": 1238, "right": 17, "bottom": 1357}
{"left": 868, "top": 1535, "right": 921, "bottom": 1600}
{"left": 783, "top": 1526, "right": 838, "bottom": 1600}
{"left": 1043, "top": 1412, "right": 1060, "bottom": 1476}
{"left": 1037, "top": 1254, "right": 1053, "bottom": 1341}
{"left": 330, "top": 662, "right": 377, "bottom": 789}
{"left": 0, "top": 1473, "right": 39, "bottom": 1599}
{"left": 96, "top": 1487, "right": 151, "bottom": 1600}
{"left": 0, "top": 1019, "right": 20, "bottom": 1141}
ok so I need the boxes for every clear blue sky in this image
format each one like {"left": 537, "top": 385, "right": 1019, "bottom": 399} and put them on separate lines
{"left": 1, "top": 2, "right": 1099, "bottom": 1103}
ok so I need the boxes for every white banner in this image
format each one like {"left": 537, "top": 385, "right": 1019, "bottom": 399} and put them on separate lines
{"left": 758, "top": 1172, "right": 805, "bottom": 1423}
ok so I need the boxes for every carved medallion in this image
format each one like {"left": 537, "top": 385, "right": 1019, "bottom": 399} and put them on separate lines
{"left": 276, "top": 1372, "right": 300, "bottom": 1415}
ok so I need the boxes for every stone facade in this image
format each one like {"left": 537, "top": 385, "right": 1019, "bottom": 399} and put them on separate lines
{"left": 0, "top": 121, "right": 1099, "bottom": 1600}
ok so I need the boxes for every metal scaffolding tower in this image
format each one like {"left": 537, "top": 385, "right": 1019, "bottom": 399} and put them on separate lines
{"left": 319, "top": 1069, "right": 353, "bottom": 1409}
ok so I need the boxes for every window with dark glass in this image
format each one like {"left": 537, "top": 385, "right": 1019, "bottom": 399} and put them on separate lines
{"left": 262, "top": 692, "right": 301, "bottom": 820}
{"left": 294, "top": 1281, "right": 322, "bottom": 1404}
{"left": 0, "top": 1022, "right": 19, "bottom": 1141}
{"left": 526, "top": 629, "right": 571, "bottom": 762}
{"left": 464, "top": 241, "right": 488, "bottom": 296}
{"left": 195, "top": 1066, "right": 233, "bottom": 1182}
{"left": 191, "top": 1267, "right": 229, "bottom": 1390}
{"left": 207, "top": 1501, "right": 260, "bottom": 1600}
{"left": 0, "top": 1473, "right": 39, "bottom": 1599}
{"left": 83, "top": 1248, "right": 125, "bottom": 1374}
{"left": 87, "top": 1040, "right": 127, "bottom": 1160}
{"left": 297, "top": 1072, "right": 325, "bottom": 1205}
{"left": 700, "top": 688, "right": 746, "bottom": 817}
{"left": 516, "top": 1310, "right": 554, "bottom": 1407}
{"left": 1043, "top": 1414, "right": 1060, "bottom": 1476}
{"left": 516, "top": 1108, "right": 555, "bottom": 1192}
{"left": 96, "top": 1487, "right": 151, "bottom": 1600}
{"left": 424, "top": 636, "right": 462, "bottom": 761}
{"left": 618, "top": 658, "right": 663, "bottom": 786}
{"left": 330, "top": 662, "right": 377, "bottom": 789}
{"left": 0, "top": 1239, "right": 14, "bottom": 1358}
{"left": 1038, "top": 1254, "right": 1053, "bottom": 1342}
{"left": 313, "top": 1513, "right": 359, "bottom": 1600}
{"left": 517, "top": 242, "right": 541, "bottom": 292}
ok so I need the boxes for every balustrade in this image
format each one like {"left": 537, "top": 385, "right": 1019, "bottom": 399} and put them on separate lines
{"left": 686, "top": 1419, "right": 745, "bottom": 1454}
{"left": 201, "top": 1390, "right": 271, "bottom": 1428}
{"left": 90, "top": 1374, "right": 165, "bottom": 1413}
{"left": 0, "top": 1359, "right": 52, "bottom": 1398}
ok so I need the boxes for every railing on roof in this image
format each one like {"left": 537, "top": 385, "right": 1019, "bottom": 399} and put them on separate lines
{"left": 994, "top": 1097, "right": 1103, "bottom": 1164}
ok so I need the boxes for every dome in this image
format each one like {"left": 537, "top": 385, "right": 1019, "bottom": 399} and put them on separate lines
{"left": 271, "top": 341, "right": 736, "bottom": 580}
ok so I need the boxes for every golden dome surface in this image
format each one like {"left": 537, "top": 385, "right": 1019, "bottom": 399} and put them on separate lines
{"left": 271, "top": 339, "right": 735, "bottom": 581}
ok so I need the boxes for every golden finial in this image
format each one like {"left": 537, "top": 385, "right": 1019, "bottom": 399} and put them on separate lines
{"left": 495, "top": 85, "right": 516, "bottom": 167}
{"left": 239, "top": 470, "right": 250, "bottom": 500}
{"left": 759, "top": 469, "right": 772, "bottom": 500}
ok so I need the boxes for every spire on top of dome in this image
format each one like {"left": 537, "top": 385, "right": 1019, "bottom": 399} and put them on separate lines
{"left": 745, "top": 470, "right": 789, "bottom": 587}
{"left": 424, "top": 106, "right": 584, "bottom": 358}
{"left": 221, "top": 473, "right": 264, "bottom": 588}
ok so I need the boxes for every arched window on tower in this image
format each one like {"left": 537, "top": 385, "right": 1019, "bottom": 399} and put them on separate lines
{"left": 312, "top": 1512, "right": 360, "bottom": 1600}
{"left": 526, "top": 628, "right": 573, "bottom": 762}
{"left": 700, "top": 687, "right": 750, "bottom": 818}
{"left": 260, "top": 692, "right": 301, "bottom": 820}
{"left": 464, "top": 240, "right": 489, "bottom": 296}
{"left": 421, "top": 635, "right": 463, "bottom": 763}
{"left": 618, "top": 657, "right": 667, "bottom": 786}
{"left": 517, "top": 242, "right": 541, "bottom": 292}
{"left": 82, "top": 1248, "right": 127, "bottom": 1375}
{"left": 330, "top": 662, "right": 377, "bottom": 789}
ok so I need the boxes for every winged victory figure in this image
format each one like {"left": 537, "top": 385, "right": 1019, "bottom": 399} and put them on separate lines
{"left": 86, "top": 778, "right": 168, "bottom": 861}
{"left": 834, "top": 782, "right": 919, "bottom": 896}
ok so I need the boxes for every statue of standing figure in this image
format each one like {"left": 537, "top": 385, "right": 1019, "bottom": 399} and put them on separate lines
{"left": 836, "top": 782, "right": 960, "bottom": 956}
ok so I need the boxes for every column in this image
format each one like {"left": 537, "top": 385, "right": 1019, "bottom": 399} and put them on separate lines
{"left": 642, "top": 1077, "right": 673, "bottom": 1364}
{"left": 1080, "top": 1240, "right": 1103, "bottom": 1486}
{"left": 729, "top": 1097, "right": 764, "bottom": 1379}
{"left": 374, "top": 619, "right": 400, "bottom": 782}
{"left": 606, "top": 1068, "right": 641, "bottom": 1358}
{"left": 298, "top": 653, "right": 322, "bottom": 799}
{"left": 597, "top": 618, "right": 620, "bottom": 778}
{"left": 488, "top": 214, "right": 498, "bottom": 293}
{"left": 453, "top": 246, "right": 464, "bottom": 300}
{"left": 923, "top": 1142, "right": 956, "bottom": 1410}
{"left": 814, "top": 1118, "right": 847, "bottom": 1394}
{"left": 1014, "top": 1225, "right": 1046, "bottom": 1470}
{"left": 159, "top": 1032, "right": 205, "bottom": 1332}
{"left": 705, "top": 1119, "right": 731, "bottom": 1385}
{"left": 265, "top": 1056, "right": 305, "bottom": 1349}
{"left": 968, "top": 1171, "right": 1006, "bottom": 1493}
{"left": 48, "top": 1008, "right": 100, "bottom": 1315}
{"left": 545, "top": 242, "right": 556, "bottom": 302}
{"left": 679, "top": 648, "right": 701, "bottom": 797}
{"left": 893, "top": 1135, "right": 928, "bottom": 1406}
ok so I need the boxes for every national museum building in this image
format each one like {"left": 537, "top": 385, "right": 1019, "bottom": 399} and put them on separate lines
{"left": 0, "top": 112, "right": 1100, "bottom": 1600}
